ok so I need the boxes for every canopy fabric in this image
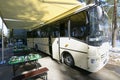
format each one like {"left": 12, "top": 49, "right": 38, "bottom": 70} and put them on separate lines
{"left": 0, "top": 0, "right": 84, "bottom": 30}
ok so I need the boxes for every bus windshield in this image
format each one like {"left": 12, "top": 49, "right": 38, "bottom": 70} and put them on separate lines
{"left": 88, "top": 6, "right": 110, "bottom": 46}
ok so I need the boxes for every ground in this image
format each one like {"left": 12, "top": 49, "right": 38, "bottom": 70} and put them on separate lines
{"left": 0, "top": 48, "right": 120, "bottom": 80}
{"left": 105, "top": 51, "right": 120, "bottom": 75}
{"left": 109, "top": 52, "right": 120, "bottom": 65}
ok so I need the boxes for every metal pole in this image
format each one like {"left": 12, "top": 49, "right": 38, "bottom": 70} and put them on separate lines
{"left": 2, "top": 20, "right": 4, "bottom": 61}
{"left": 68, "top": 20, "right": 71, "bottom": 39}
{"left": 0, "top": 19, "right": 5, "bottom": 64}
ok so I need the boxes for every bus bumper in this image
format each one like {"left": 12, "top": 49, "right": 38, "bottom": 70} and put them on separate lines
{"left": 88, "top": 43, "right": 110, "bottom": 72}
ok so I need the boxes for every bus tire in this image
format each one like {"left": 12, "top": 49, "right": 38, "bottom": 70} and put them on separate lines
{"left": 63, "top": 53, "right": 74, "bottom": 67}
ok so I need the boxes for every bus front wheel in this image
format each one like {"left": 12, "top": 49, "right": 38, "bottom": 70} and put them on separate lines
{"left": 63, "top": 53, "right": 74, "bottom": 67}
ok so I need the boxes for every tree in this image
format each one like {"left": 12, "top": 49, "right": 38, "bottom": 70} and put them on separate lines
{"left": 101, "top": 0, "right": 119, "bottom": 47}
{"left": 112, "top": 0, "right": 118, "bottom": 47}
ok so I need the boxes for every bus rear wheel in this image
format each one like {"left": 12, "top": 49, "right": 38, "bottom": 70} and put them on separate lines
{"left": 63, "top": 53, "right": 74, "bottom": 67}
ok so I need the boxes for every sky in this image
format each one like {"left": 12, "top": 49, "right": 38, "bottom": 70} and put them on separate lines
{"left": 0, "top": 17, "right": 8, "bottom": 36}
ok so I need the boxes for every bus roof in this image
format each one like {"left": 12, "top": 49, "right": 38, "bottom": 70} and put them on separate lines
{"left": 0, "top": 0, "right": 89, "bottom": 30}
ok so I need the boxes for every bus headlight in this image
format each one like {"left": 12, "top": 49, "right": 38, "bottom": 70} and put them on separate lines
{"left": 91, "top": 59, "right": 96, "bottom": 64}
{"left": 91, "top": 58, "right": 99, "bottom": 64}
{"left": 89, "top": 36, "right": 102, "bottom": 42}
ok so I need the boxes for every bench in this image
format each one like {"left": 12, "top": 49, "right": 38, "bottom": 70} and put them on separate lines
{"left": 12, "top": 67, "right": 49, "bottom": 80}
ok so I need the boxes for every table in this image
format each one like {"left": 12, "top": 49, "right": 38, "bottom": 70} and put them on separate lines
{"left": 13, "top": 48, "right": 31, "bottom": 54}
{"left": 13, "top": 47, "right": 31, "bottom": 56}
{"left": 8, "top": 54, "right": 41, "bottom": 76}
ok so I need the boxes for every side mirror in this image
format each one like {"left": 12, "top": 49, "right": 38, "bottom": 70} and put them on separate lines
{"left": 97, "top": 6, "right": 103, "bottom": 20}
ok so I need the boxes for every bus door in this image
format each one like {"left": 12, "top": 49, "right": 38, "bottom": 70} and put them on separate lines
{"left": 48, "top": 35, "right": 52, "bottom": 56}
{"left": 54, "top": 22, "right": 67, "bottom": 61}
{"left": 52, "top": 22, "right": 67, "bottom": 61}
{"left": 51, "top": 25, "right": 60, "bottom": 60}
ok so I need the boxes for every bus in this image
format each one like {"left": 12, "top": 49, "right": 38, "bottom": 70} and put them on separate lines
{"left": 27, "top": 4, "right": 111, "bottom": 72}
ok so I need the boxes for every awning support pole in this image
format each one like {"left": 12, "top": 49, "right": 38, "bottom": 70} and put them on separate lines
{"left": 0, "top": 19, "right": 6, "bottom": 64}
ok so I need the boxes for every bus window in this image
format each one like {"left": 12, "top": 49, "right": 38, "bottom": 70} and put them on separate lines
{"left": 39, "top": 26, "right": 49, "bottom": 38}
{"left": 37, "top": 29, "right": 41, "bottom": 37}
{"left": 70, "top": 11, "right": 89, "bottom": 40}
{"left": 60, "top": 21, "right": 68, "bottom": 37}
{"left": 49, "top": 23, "right": 59, "bottom": 38}
{"left": 60, "top": 23, "right": 65, "bottom": 37}
{"left": 33, "top": 30, "right": 38, "bottom": 38}
{"left": 27, "top": 31, "right": 33, "bottom": 38}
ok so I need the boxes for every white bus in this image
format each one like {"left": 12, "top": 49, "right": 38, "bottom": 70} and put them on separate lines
{"left": 27, "top": 4, "right": 111, "bottom": 72}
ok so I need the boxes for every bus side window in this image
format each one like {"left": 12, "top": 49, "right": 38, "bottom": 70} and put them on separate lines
{"left": 60, "top": 22, "right": 68, "bottom": 37}
{"left": 85, "top": 24, "right": 90, "bottom": 36}
{"left": 72, "top": 27, "right": 79, "bottom": 37}
{"left": 71, "top": 25, "right": 88, "bottom": 40}
{"left": 60, "top": 23, "right": 65, "bottom": 37}
{"left": 79, "top": 26, "right": 85, "bottom": 37}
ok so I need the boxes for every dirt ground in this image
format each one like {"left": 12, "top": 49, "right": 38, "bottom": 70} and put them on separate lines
{"left": 0, "top": 48, "right": 120, "bottom": 80}
{"left": 109, "top": 52, "right": 120, "bottom": 65}
{"left": 105, "top": 51, "right": 120, "bottom": 75}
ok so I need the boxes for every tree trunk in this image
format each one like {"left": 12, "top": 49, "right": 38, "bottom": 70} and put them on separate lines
{"left": 112, "top": 0, "right": 117, "bottom": 47}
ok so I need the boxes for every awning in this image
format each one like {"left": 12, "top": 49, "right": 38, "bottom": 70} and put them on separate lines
{"left": 0, "top": 0, "right": 84, "bottom": 30}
